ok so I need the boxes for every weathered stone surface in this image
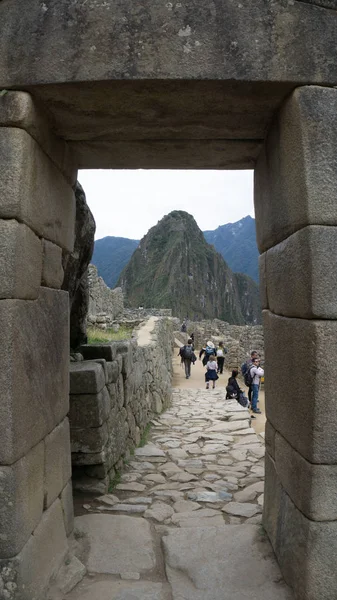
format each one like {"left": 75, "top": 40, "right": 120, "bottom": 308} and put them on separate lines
{"left": 265, "top": 226, "right": 337, "bottom": 318}
{"left": 54, "top": 554, "right": 87, "bottom": 595}
{"left": 74, "top": 515, "right": 156, "bottom": 574}
{"left": 255, "top": 86, "right": 337, "bottom": 252}
{"left": 144, "top": 502, "right": 174, "bottom": 522}
{"left": 0, "top": 91, "right": 77, "bottom": 185}
{"left": 264, "top": 452, "right": 337, "bottom": 600}
{"left": 42, "top": 239, "right": 64, "bottom": 289}
{"left": 69, "top": 361, "right": 106, "bottom": 395}
{"left": 234, "top": 481, "right": 264, "bottom": 503}
{"left": 62, "top": 182, "right": 96, "bottom": 350}
{"left": 0, "top": 127, "right": 75, "bottom": 251}
{"left": 80, "top": 344, "right": 117, "bottom": 363}
{"left": 44, "top": 418, "right": 72, "bottom": 508}
{"left": 0, "top": 441, "right": 44, "bottom": 558}
{"left": 116, "top": 482, "right": 146, "bottom": 492}
{"left": 0, "top": 219, "right": 42, "bottom": 299}
{"left": 0, "top": 499, "right": 68, "bottom": 600}
{"left": 69, "top": 387, "right": 111, "bottom": 428}
{"left": 259, "top": 252, "right": 268, "bottom": 310}
{"left": 0, "top": 288, "right": 69, "bottom": 464}
{"left": 265, "top": 420, "right": 276, "bottom": 460}
{"left": 275, "top": 431, "right": 337, "bottom": 521}
{"left": 263, "top": 309, "right": 337, "bottom": 463}
{"left": 163, "top": 525, "right": 292, "bottom": 600}
{"left": 71, "top": 422, "right": 108, "bottom": 454}
{"left": 88, "top": 264, "right": 124, "bottom": 322}
{"left": 222, "top": 502, "right": 261, "bottom": 518}
{"left": 60, "top": 480, "right": 74, "bottom": 536}
{"left": 66, "top": 579, "right": 167, "bottom": 600}
{"left": 135, "top": 445, "right": 166, "bottom": 458}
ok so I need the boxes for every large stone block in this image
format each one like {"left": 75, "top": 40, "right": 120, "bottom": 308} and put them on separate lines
{"left": 69, "top": 361, "right": 106, "bottom": 395}
{"left": 41, "top": 239, "right": 64, "bottom": 289}
{"left": 44, "top": 418, "right": 72, "bottom": 509}
{"left": 0, "top": 219, "right": 42, "bottom": 300}
{"left": 69, "top": 387, "right": 111, "bottom": 428}
{"left": 80, "top": 344, "right": 117, "bottom": 362}
{"left": 71, "top": 422, "right": 109, "bottom": 454}
{"left": 275, "top": 432, "right": 337, "bottom": 521}
{"left": 258, "top": 252, "right": 268, "bottom": 310}
{"left": 0, "top": 127, "right": 75, "bottom": 251}
{"left": 0, "top": 91, "right": 77, "bottom": 186}
{"left": 0, "top": 499, "right": 68, "bottom": 600}
{"left": 255, "top": 86, "right": 337, "bottom": 253}
{"left": 264, "top": 452, "right": 337, "bottom": 600}
{"left": 263, "top": 309, "right": 337, "bottom": 464}
{"left": 0, "top": 288, "right": 69, "bottom": 464}
{"left": 0, "top": 441, "right": 44, "bottom": 558}
{"left": 265, "top": 226, "right": 337, "bottom": 318}
{"left": 265, "top": 420, "right": 275, "bottom": 460}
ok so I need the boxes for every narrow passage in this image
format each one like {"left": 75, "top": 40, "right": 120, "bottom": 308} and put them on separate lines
{"left": 66, "top": 351, "right": 292, "bottom": 600}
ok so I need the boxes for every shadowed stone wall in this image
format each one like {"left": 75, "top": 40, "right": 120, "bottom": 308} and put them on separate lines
{"left": 0, "top": 91, "right": 83, "bottom": 600}
{"left": 69, "top": 317, "right": 174, "bottom": 494}
{"left": 257, "top": 86, "right": 337, "bottom": 600}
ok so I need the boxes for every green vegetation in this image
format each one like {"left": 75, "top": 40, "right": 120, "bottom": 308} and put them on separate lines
{"left": 139, "top": 423, "right": 152, "bottom": 448}
{"left": 87, "top": 325, "right": 133, "bottom": 344}
{"left": 108, "top": 470, "right": 121, "bottom": 492}
{"left": 116, "top": 210, "right": 261, "bottom": 324}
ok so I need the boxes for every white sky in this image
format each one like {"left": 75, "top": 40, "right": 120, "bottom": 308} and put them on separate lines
{"left": 79, "top": 170, "right": 254, "bottom": 241}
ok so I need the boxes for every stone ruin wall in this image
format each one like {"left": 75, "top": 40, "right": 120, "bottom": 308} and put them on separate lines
{"left": 176, "top": 319, "right": 264, "bottom": 371}
{"left": 68, "top": 317, "right": 174, "bottom": 494}
{"left": 88, "top": 264, "right": 124, "bottom": 326}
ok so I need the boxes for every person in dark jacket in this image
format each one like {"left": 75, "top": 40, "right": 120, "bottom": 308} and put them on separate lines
{"left": 226, "top": 369, "right": 242, "bottom": 398}
{"left": 179, "top": 338, "right": 196, "bottom": 379}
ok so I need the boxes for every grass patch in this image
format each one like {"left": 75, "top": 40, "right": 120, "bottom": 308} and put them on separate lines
{"left": 108, "top": 470, "right": 121, "bottom": 492}
{"left": 87, "top": 325, "right": 133, "bottom": 344}
{"left": 139, "top": 423, "right": 152, "bottom": 448}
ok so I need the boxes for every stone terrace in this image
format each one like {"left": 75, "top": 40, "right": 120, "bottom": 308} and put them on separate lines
{"left": 65, "top": 388, "right": 292, "bottom": 600}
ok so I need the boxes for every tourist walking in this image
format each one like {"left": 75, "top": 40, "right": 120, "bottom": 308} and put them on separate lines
{"left": 250, "top": 357, "right": 264, "bottom": 414}
{"left": 179, "top": 338, "right": 196, "bottom": 379}
{"left": 216, "top": 342, "right": 226, "bottom": 374}
{"left": 241, "top": 350, "right": 258, "bottom": 405}
{"left": 199, "top": 341, "right": 217, "bottom": 367}
{"left": 205, "top": 354, "right": 219, "bottom": 389}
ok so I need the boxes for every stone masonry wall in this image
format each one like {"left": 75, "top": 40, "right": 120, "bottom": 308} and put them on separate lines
{"left": 176, "top": 319, "right": 264, "bottom": 370}
{"left": 88, "top": 264, "right": 124, "bottom": 324}
{"left": 69, "top": 317, "right": 174, "bottom": 493}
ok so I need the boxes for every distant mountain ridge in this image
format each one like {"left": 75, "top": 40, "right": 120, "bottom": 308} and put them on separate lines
{"left": 204, "top": 215, "right": 259, "bottom": 283}
{"left": 92, "top": 215, "right": 259, "bottom": 288}
{"left": 116, "top": 210, "right": 261, "bottom": 324}
{"left": 91, "top": 236, "right": 139, "bottom": 288}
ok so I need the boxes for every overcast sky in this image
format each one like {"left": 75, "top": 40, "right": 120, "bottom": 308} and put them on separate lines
{"left": 79, "top": 170, "right": 254, "bottom": 241}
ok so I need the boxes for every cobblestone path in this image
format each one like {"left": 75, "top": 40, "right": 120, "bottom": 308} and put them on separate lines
{"left": 66, "top": 388, "right": 292, "bottom": 600}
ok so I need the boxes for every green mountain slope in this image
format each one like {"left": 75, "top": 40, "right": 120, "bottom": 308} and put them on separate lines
{"left": 91, "top": 236, "right": 139, "bottom": 288}
{"left": 204, "top": 215, "right": 259, "bottom": 283}
{"left": 117, "top": 211, "right": 261, "bottom": 324}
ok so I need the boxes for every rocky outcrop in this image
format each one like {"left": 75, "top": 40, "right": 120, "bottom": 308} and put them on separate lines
{"left": 88, "top": 264, "right": 124, "bottom": 326}
{"left": 69, "top": 317, "right": 174, "bottom": 493}
{"left": 62, "top": 182, "right": 96, "bottom": 350}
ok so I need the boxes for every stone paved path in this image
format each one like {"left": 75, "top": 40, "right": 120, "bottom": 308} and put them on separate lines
{"left": 65, "top": 387, "right": 293, "bottom": 600}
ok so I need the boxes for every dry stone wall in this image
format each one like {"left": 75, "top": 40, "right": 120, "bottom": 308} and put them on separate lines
{"left": 88, "top": 264, "right": 124, "bottom": 325}
{"left": 69, "top": 317, "right": 174, "bottom": 493}
{"left": 178, "top": 319, "right": 264, "bottom": 370}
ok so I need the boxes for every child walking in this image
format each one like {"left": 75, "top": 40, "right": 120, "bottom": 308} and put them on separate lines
{"left": 205, "top": 354, "right": 219, "bottom": 389}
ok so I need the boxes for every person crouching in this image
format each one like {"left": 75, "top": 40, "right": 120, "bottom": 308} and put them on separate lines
{"left": 205, "top": 354, "right": 219, "bottom": 389}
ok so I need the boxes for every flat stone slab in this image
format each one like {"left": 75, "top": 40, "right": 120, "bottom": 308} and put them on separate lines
{"left": 135, "top": 444, "right": 166, "bottom": 457}
{"left": 163, "top": 525, "right": 293, "bottom": 600}
{"left": 74, "top": 515, "right": 156, "bottom": 574}
{"left": 67, "top": 578, "right": 168, "bottom": 599}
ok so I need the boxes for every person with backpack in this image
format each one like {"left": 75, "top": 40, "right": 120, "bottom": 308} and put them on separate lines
{"left": 249, "top": 356, "right": 264, "bottom": 414}
{"left": 216, "top": 341, "right": 227, "bottom": 374}
{"left": 241, "top": 351, "right": 258, "bottom": 406}
{"left": 205, "top": 354, "right": 219, "bottom": 389}
{"left": 179, "top": 338, "right": 196, "bottom": 379}
{"left": 199, "top": 341, "right": 217, "bottom": 367}
{"left": 226, "top": 369, "right": 250, "bottom": 409}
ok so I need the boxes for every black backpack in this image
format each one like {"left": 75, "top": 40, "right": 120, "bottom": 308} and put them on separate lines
{"left": 181, "top": 345, "right": 193, "bottom": 360}
{"left": 244, "top": 366, "right": 254, "bottom": 387}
